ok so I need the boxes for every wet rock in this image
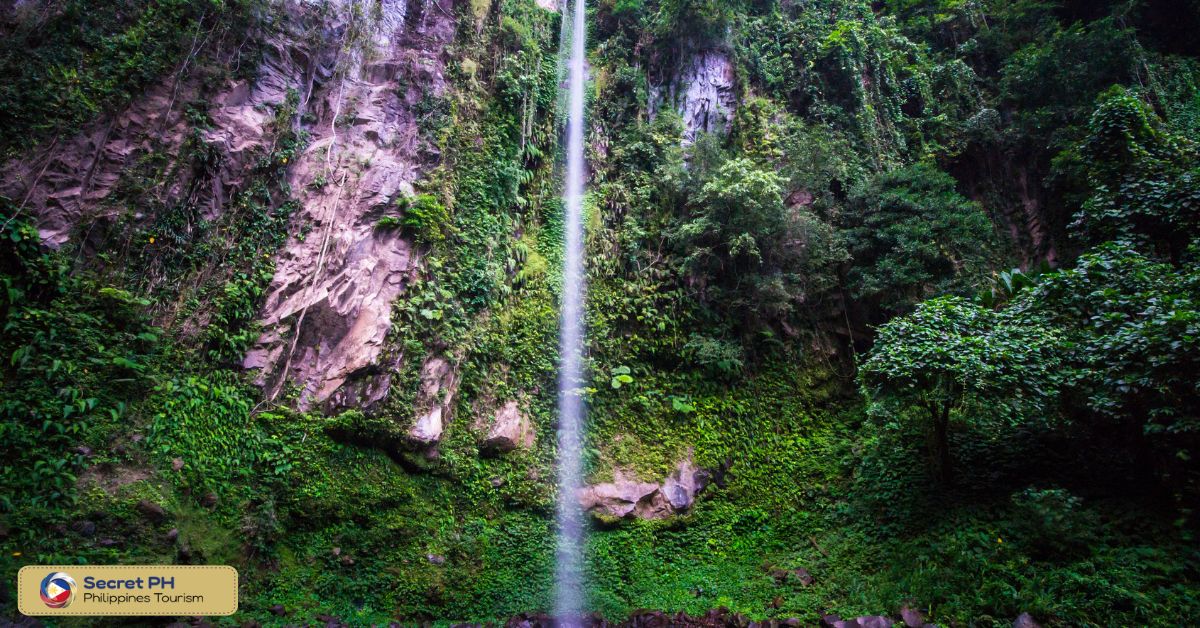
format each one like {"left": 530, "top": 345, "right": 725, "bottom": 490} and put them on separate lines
{"left": 900, "top": 606, "right": 925, "bottom": 628}
{"left": 578, "top": 456, "right": 711, "bottom": 521}
{"left": 649, "top": 49, "right": 737, "bottom": 144}
{"left": 426, "top": 553, "right": 445, "bottom": 566}
{"left": 794, "top": 567, "right": 814, "bottom": 586}
{"left": 504, "top": 613, "right": 548, "bottom": 628}
{"left": 1013, "top": 613, "right": 1041, "bottom": 628}
{"left": 136, "top": 500, "right": 167, "bottom": 521}
{"left": 577, "top": 473, "right": 661, "bottom": 519}
{"left": 200, "top": 492, "right": 219, "bottom": 508}
{"left": 660, "top": 458, "right": 709, "bottom": 512}
{"left": 73, "top": 445, "right": 93, "bottom": 457}
{"left": 482, "top": 400, "right": 535, "bottom": 452}
{"left": 407, "top": 356, "right": 459, "bottom": 444}
{"left": 270, "top": 604, "right": 286, "bottom": 616}
{"left": 316, "top": 613, "right": 342, "bottom": 627}
{"left": 71, "top": 520, "right": 96, "bottom": 537}
{"left": 98, "top": 538, "right": 118, "bottom": 547}
{"left": 166, "top": 528, "right": 180, "bottom": 542}
{"left": 1, "top": 0, "right": 453, "bottom": 412}
{"left": 855, "top": 617, "right": 893, "bottom": 628}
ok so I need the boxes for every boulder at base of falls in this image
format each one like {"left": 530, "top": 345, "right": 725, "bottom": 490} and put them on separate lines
{"left": 577, "top": 457, "right": 710, "bottom": 521}
{"left": 482, "top": 400, "right": 535, "bottom": 452}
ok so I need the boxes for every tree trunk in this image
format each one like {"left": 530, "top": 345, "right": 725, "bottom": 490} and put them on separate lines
{"left": 931, "top": 404, "right": 953, "bottom": 486}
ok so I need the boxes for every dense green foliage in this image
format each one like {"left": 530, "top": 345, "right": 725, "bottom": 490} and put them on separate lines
{"left": 1068, "top": 86, "right": 1200, "bottom": 259}
{"left": 0, "top": 0, "right": 261, "bottom": 159}
{"left": 0, "top": 214, "right": 161, "bottom": 511}
{"left": 843, "top": 164, "right": 995, "bottom": 316}
{"left": 860, "top": 296, "right": 1066, "bottom": 482}
{"left": 2, "top": 0, "right": 1200, "bottom": 626}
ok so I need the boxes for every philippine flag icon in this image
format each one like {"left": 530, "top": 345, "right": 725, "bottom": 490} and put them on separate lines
{"left": 39, "top": 572, "right": 76, "bottom": 609}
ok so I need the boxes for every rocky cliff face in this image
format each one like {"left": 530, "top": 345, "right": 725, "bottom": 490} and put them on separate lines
{"left": 649, "top": 48, "right": 737, "bottom": 143}
{"left": 2, "top": 0, "right": 455, "bottom": 411}
{"left": 243, "top": 0, "right": 455, "bottom": 410}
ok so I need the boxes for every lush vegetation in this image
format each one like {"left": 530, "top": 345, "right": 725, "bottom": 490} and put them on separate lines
{"left": 2, "top": 0, "right": 1199, "bottom": 626}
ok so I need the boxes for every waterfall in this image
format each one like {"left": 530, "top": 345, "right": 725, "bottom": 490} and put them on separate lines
{"left": 555, "top": 0, "right": 587, "bottom": 623}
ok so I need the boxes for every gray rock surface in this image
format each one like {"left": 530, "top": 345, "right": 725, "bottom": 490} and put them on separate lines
{"left": 649, "top": 49, "right": 737, "bottom": 144}
{"left": 900, "top": 606, "right": 925, "bottom": 628}
{"left": 245, "top": 0, "right": 454, "bottom": 409}
{"left": 2, "top": 0, "right": 457, "bottom": 411}
{"left": 407, "top": 355, "right": 459, "bottom": 445}
{"left": 0, "top": 1, "right": 314, "bottom": 247}
{"left": 1013, "top": 613, "right": 1041, "bottom": 628}
{"left": 578, "top": 456, "right": 710, "bottom": 520}
{"left": 482, "top": 400, "right": 536, "bottom": 452}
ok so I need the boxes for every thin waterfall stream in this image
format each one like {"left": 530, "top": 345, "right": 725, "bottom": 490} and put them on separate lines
{"left": 555, "top": 0, "right": 588, "bottom": 623}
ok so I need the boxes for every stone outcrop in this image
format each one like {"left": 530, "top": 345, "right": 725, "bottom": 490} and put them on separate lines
{"left": 1013, "top": 613, "right": 1041, "bottom": 628}
{"left": 245, "top": 0, "right": 455, "bottom": 410}
{"left": 0, "top": 1, "right": 327, "bottom": 248}
{"left": 482, "top": 400, "right": 536, "bottom": 452}
{"left": 407, "top": 355, "right": 459, "bottom": 445}
{"left": 649, "top": 49, "right": 737, "bottom": 144}
{"left": 2, "top": 0, "right": 457, "bottom": 411}
{"left": 578, "top": 456, "right": 710, "bottom": 520}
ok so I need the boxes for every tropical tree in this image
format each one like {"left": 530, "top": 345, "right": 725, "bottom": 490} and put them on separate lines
{"left": 842, "top": 163, "right": 995, "bottom": 317}
{"left": 672, "top": 156, "right": 848, "bottom": 332}
{"left": 1011, "top": 243, "right": 1200, "bottom": 494}
{"left": 1068, "top": 86, "right": 1200, "bottom": 261}
{"left": 859, "top": 296, "right": 1067, "bottom": 483}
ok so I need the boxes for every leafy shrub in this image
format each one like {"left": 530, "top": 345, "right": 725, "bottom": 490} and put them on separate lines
{"left": 1067, "top": 86, "right": 1200, "bottom": 260}
{"left": 0, "top": 211, "right": 159, "bottom": 511}
{"left": 860, "top": 296, "right": 1068, "bottom": 483}
{"left": 375, "top": 215, "right": 403, "bottom": 230}
{"left": 682, "top": 334, "right": 745, "bottom": 378}
{"left": 397, "top": 193, "right": 450, "bottom": 244}
{"left": 1008, "top": 487, "right": 1096, "bottom": 559}
{"left": 842, "top": 163, "right": 996, "bottom": 317}
{"left": 147, "top": 373, "right": 287, "bottom": 503}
